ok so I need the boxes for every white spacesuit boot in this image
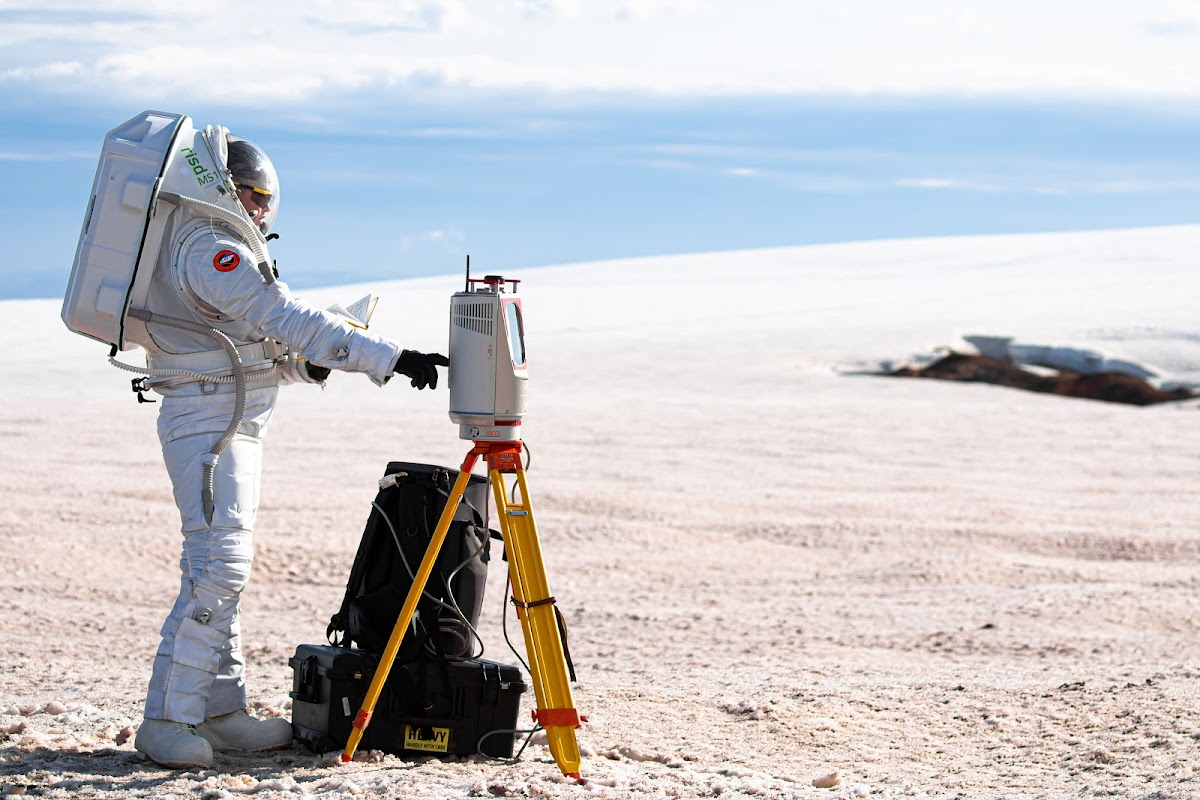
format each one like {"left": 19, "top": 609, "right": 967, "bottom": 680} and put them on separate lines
{"left": 196, "top": 710, "right": 293, "bottom": 753}
{"left": 133, "top": 719, "right": 213, "bottom": 770}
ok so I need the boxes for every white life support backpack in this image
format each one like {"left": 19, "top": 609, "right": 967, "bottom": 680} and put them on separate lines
{"left": 62, "top": 110, "right": 274, "bottom": 352}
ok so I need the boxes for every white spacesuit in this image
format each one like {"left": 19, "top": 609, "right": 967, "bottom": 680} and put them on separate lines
{"left": 63, "top": 118, "right": 446, "bottom": 769}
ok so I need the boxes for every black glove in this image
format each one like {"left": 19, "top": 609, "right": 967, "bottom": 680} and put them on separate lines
{"left": 304, "top": 362, "right": 332, "bottom": 382}
{"left": 393, "top": 349, "right": 449, "bottom": 390}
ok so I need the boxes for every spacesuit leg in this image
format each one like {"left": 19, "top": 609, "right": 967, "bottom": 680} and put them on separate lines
{"left": 144, "top": 547, "right": 193, "bottom": 716}
{"left": 144, "top": 427, "right": 263, "bottom": 725}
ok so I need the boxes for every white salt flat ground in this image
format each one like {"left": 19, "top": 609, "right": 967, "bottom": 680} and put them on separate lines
{"left": 1, "top": 225, "right": 1198, "bottom": 799}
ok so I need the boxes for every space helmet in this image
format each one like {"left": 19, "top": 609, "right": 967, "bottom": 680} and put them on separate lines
{"left": 226, "top": 136, "right": 280, "bottom": 234}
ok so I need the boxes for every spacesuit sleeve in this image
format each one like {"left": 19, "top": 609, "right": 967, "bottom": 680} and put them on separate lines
{"left": 181, "top": 235, "right": 403, "bottom": 386}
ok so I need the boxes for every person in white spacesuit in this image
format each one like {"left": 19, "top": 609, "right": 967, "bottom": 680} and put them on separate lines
{"left": 132, "top": 135, "right": 448, "bottom": 769}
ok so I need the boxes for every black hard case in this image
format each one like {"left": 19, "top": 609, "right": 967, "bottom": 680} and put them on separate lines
{"left": 289, "top": 644, "right": 528, "bottom": 758}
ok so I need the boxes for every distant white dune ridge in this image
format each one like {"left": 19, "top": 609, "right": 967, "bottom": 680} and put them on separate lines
{"left": 12, "top": 224, "right": 1199, "bottom": 402}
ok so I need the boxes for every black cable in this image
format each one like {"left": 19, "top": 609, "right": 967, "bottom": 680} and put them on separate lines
{"left": 371, "top": 498, "right": 486, "bottom": 660}
{"left": 476, "top": 726, "right": 541, "bottom": 765}
{"left": 500, "top": 571, "right": 531, "bottom": 676}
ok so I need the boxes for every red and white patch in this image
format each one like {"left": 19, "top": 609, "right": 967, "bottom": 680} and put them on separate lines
{"left": 213, "top": 249, "right": 241, "bottom": 272}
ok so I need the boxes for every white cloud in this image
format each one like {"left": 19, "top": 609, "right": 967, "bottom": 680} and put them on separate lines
{"left": 641, "top": 158, "right": 697, "bottom": 172}
{"left": 2, "top": 1, "right": 1200, "bottom": 104}
{"left": 1089, "top": 177, "right": 1200, "bottom": 193}
{"left": 896, "top": 178, "right": 1003, "bottom": 192}
{"left": 0, "top": 60, "right": 83, "bottom": 80}
{"left": 892, "top": 175, "right": 1200, "bottom": 196}
{"left": 399, "top": 227, "right": 466, "bottom": 251}
{"left": 0, "top": 149, "right": 92, "bottom": 161}
{"left": 1141, "top": 4, "right": 1200, "bottom": 36}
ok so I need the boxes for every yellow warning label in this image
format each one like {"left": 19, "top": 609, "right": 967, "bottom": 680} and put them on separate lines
{"left": 404, "top": 724, "right": 450, "bottom": 753}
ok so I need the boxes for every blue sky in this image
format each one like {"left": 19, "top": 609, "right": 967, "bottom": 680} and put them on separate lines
{"left": 3, "top": 1, "right": 1200, "bottom": 299}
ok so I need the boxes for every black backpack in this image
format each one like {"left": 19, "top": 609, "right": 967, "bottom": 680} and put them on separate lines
{"left": 327, "top": 462, "right": 492, "bottom": 662}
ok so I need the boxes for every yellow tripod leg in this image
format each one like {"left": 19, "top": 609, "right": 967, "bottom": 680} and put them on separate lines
{"left": 491, "top": 467, "right": 583, "bottom": 779}
{"left": 341, "top": 460, "right": 478, "bottom": 762}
